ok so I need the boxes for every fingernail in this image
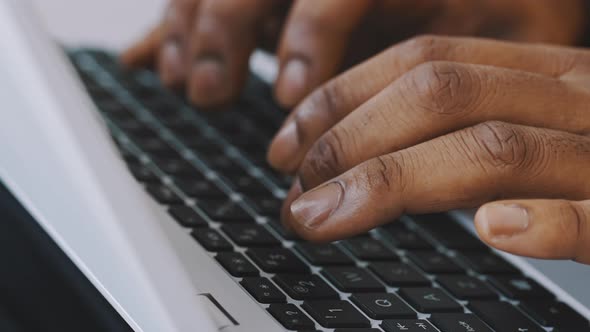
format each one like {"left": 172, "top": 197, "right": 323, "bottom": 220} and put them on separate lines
{"left": 161, "top": 42, "right": 183, "bottom": 83}
{"left": 277, "top": 58, "right": 308, "bottom": 106}
{"left": 192, "top": 56, "right": 225, "bottom": 93}
{"left": 268, "top": 120, "right": 299, "bottom": 170}
{"left": 481, "top": 204, "right": 529, "bottom": 239}
{"left": 290, "top": 182, "right": 343, "bottom": 229}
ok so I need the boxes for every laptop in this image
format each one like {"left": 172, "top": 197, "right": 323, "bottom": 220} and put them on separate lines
{"left": 1, "top": 1, "right": 589, "bottom": 331}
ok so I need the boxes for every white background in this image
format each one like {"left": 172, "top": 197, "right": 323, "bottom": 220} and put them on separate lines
{"left": 30, "top": 0, "right": 590, "bottom": 307}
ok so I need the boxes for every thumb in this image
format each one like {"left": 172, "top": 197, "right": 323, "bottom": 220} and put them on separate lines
{"left": 475, "top": 199, "right": 590, "bottom": 264}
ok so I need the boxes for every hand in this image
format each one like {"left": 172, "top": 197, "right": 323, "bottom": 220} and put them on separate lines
{"left": 121, "top": 0, "right": 584, "bottom": 108}
{"left": 268, "top": 35, "right": 590, "bottom": 264}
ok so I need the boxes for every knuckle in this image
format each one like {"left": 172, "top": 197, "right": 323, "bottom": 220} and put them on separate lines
{"left": 403, "top": 61, "right": 481, "bottom": 116}
{"left": 469, "top": 121, "right": 536, "bottom": 171}
{"left": 560, "top": 201, "right": 588, "bottom": 261}
{"left": 569, "top": 52, "right": 590, "bottom": 74}
{"left": 357, "top": 154, "right": 407, "bottom": 195}
{"left": 401, "top": 35, "right": 450, "bottom": 63}
{"left": 304, "top": 81, "right": 342, "bottom": 119}
{"left": 299, "top": 129, "right": 347, "bottom": 189}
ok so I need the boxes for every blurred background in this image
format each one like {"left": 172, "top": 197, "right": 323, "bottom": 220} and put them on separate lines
{"left": 30, "top": 0, "right": 590, "bottom": 307}
{"left": 31, "top": 0, "right": 163, "bottom": 50}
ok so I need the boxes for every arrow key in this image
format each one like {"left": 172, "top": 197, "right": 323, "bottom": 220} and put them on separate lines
{"left": 430, "top": 313, "right": 493, "bottom": 332}
{"left": 381, "top": 319, "right": 438, "bottom": 332}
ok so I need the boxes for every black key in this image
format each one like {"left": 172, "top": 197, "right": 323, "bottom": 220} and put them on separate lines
{"left": 174, "top": 177, "right": 226, "bottom": 199}
{"left": 221, "top": 224, "right": 280, "bottom": 247}
{"left": 163, "top": 120, "right": 198, "bottom": 136}
{"left": 167, "top": 128, "right": 204, "bottom": 144}
{"left": 295, "top": 243, "right": 354, "bottom": 266}
{"left": 168, "top": 205, "right": 207, "bottom": 228}
{"left": 334, "top": 329, "right": 381, "bottom": 332}
{"left": 197, "top": 199, "right": 255, "bottom": 223}
{"left": 247, "top": 248, "right": 309, "bottom": 273}
{"left": 142, "top": 97, "right": 178, "bottom": 114}
{"left": 128, "top": 163, "right": 159, "bottom": 183}
{"left": 273, "top": 274, "right": 338, "bottom": 300}
{"left": 157, "top": 114, "right": 192, "bottom": 128}
{"left": 381, "top": 223, "right": 434, "bottom": 250}
{"left": 381, "top": 319, "right": 438, "bottom": 332}
{"left": 520, "top": 301, "right": 588, "bottom": 329}
{"left": 342, "top": 237, "right": 398, "bottom": 261}
{"left": 249, "top": 195, "right": 283, "bottom": 217}
{"left": 120, "top": 148, "right": 139, "bottom": 164}
{"left": 350, "top": 293, "right": 416, "bottom": 320}
{"left": 488, "top": 276, "right": 554, "bottom": 300}
{"left": 322, "top": 267, "right": 384, "bottom": 292}
{"left": 469, "top": 301, "right": 544, "bottom": 332}
{"left": 554, "top": 321, "right": 590, "bottom": 332}
{"left": 429, "top": 313, "right": 493, "bottom": 332}
{"left": 398, "top": 288, "right": 462, "bottom": 313}
{"left": 222, "top": 172, "right": 269, "bottom": 195}
{"left": 202, "top": 155, "right": 243, "bottom": 173}
{"left": 268, "top": 304, "right": 315, "bottom": 330}
{"left": 146, "top": 184, "right": 183, "bottom": 204}
{"left": 184, "top": 138, "right": 226, "bottom": 156}
{"left": 215, "top": 252, "right": 259, "bottom": 277}
{"left": 240, "top": 277, "right": 286, "bottom": 303}
{"left": 459, "top": 252, "right": 519, "bottom": 275}
{"left": 268, "top": 220, "right": 301, "bottom": 241}
{"left": 113, "top": 117, "right": 151, "bottom": 133}
{"left": 191, "top": 228, "right": 232, "bottom": 252}
{"left": 369, "top": 262, "right": 430, "bottom": 287}
{"left": 151, "top": 157, "right": 196, "bottom": 175}
{"left": 406, "top": 251, "right": 464, "bottom": 274}
{"left": 131, "top": 136, "right": 175, "bottom": 154}
{"left": 436, "top": 275, "right": 497, "bottom": 300}
{"left": 411, "top": 214, "right": 488, "bottom": 250}
{"left": 302, "top": 300, "right": 370, "bottom": 328}
{"left": 271, "top": 174, "right": 293, "bottom": 190}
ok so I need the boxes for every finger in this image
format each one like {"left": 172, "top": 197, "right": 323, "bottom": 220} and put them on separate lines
{"left": 294, "top": 61, "right": 590, "bottom": 191}
{"left": 157, "top": 0, "right": 199, "bottom": 86}
{"left": 120, "top": 24, "right": 165, "bottom": 68}
{"left": 274, "top": 0, "right": 373, "bottom": 107}
{"left": 186, "top": 0, "right": 275, "bottom": 107}
{"left": 475, "top": 199, "right": 590, "bottom": 264}
{"left": 267, "top": 35, "right": 587, "bottom": 172}
{"left": 280, "top": 176, "right": 302, "bottom": 232}
{"left": 284, "top": 121, "right": 590, "bottom": 242}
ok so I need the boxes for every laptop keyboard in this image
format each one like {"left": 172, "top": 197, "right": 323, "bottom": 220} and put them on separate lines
{"left": 68, "top": 49, "right": 590, "bottom": 332}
